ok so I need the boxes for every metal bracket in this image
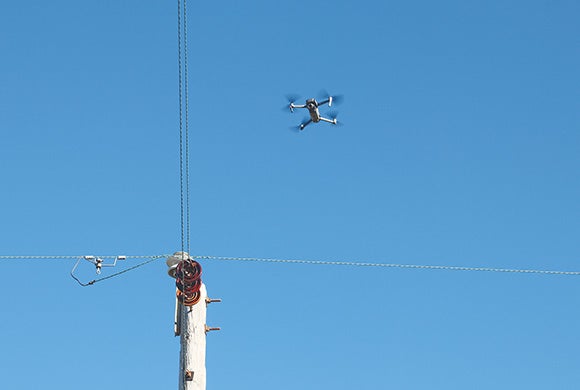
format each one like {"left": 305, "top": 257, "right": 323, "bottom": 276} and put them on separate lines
{"left": 174, "top": 296, "right": 182, "bottom": 336}
{"left": 184, "top": 370, "right": 194, "bottom": 381}
{"left": 70, "top": 255, "right": 126, "bottom": 286}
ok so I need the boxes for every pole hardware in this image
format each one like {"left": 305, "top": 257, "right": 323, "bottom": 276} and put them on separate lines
{"left": 184, "top": 370, "right": 194, "bottom": 381}
{"left": 166, "top": 251, "right": 189, "bottom": 278}
{"left": 205, "top": 324, "right": 222, "bottom": 333}
{"left": 205, "top": 325, "right": 221, "bottom": 333}
{"left": 205, "top": 297, "right": 222, "bottom": 304}
{"left": 95, "top": 258, "right": 103, "bottom": 274}
{"left": 70, "top": 255, "right": 127, "bottom": 285}
{"left": 168, "top": 252, "right": 204, "bottom": 307}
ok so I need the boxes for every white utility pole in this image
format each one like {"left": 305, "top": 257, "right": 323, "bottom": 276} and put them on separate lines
{"left": 167, "top": 252, "right": 220, "bottom": 390}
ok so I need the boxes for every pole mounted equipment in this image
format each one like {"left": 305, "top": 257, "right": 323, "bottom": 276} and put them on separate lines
{"left": 167, "top": 252, "right": 203, "bottom": 307}
{"left": 70, "top": 255, "right": 127, "bottom": 286}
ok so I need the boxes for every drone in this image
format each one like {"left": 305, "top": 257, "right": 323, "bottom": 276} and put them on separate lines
{"left": 286, "top": 93, "right": 343, "bottom": 131}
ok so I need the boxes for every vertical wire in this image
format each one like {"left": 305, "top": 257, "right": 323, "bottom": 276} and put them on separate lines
{"left": 177, "top": 0, "right": 185, "bottom": 253}
{"left": 183, "top": 0, "right": 191, "bottom": 254}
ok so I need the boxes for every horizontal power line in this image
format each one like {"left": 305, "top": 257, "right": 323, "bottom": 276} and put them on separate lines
{"left": 0, "top": 255, "right": 168, "bottom": 286}
{"left": 0, "top": 255, "right": 164, "bottom": 260}
{"left": 195, "top": 255, "right": 580, "bottom": 276}
{"left": 2, "top": 254, "right": 580, "bottom": 277}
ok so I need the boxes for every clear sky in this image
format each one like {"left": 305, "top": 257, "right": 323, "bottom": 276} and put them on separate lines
{"left": 1, "top": 1, "right": 579, "bottom": 389}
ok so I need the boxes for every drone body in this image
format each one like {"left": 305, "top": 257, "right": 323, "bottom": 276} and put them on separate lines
{"left": 287, "top": 94, "right": 342, "bottom": 130}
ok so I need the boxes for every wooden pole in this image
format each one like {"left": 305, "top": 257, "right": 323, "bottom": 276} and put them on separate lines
{"left": 178, "top": 283, "right": 208, "bottom": 390}
{"left": 168, "top": 252, "right": 219, "bottom": 390}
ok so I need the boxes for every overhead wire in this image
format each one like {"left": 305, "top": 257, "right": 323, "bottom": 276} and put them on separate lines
{"left": 0, "top": 255, "right": 166, "bottom": 286}
{"left": 3, "top": 254, "right": 580, "bottom": 279}
{"left": 72, "top": 256, "right": 166, "bottom": 286}
{"left": 183, "top": 0, "right": 191, "bottom": 255}
{"left": 193, "top": 255, "right": 580, "bottom": 276}
{"left": 177, "top": 0, "right": 191, "bottom": 255}
{"left": 177, "top": 0, "right": 185, "bottom": 254}
{"left": 0, "top": 255, "right": 161, "bottom": 260}
{"left": 175, "top": 0, "right": 193, "bottom": 305}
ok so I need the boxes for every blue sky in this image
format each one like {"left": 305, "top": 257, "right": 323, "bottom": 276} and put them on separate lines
{"left": 1, "top": 0, "right": 579, "bottom": 389}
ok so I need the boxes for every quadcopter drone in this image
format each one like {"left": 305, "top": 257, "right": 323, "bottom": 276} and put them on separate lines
{"left": 286, "top": 93, "right": 342, "bottom": 131}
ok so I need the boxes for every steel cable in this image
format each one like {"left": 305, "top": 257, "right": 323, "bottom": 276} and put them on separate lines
{"left": 193, "top": 255, "right": 580, "bottom": 276}
{"left": 0, "top": 255, "right": 164, "bottom": 260}
{"left": 183, "top": 0, "right": 191, "bottom": 255}
{"left": 75, "top": 256, "right": 165, "bottom": 286}
{"left": 3, "top": 254, "right": 580, "bottom": 278}
{"left": 177, "top": 0, "right": 191, "bottom": 255}
{"left": 177, "top": 0, "right": 185, "bottom": 254}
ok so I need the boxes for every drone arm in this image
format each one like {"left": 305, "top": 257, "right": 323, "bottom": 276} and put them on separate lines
{"left": 318, "top": 98, "right": 331, "bottom": 106}
{"left": 291, "top": 104, "right": 306, "bottom": 109}
{"left": 319, "top": 116, "right": 337, "bottom": 125}
{"left": 300, "top": 119, "right": 313, "bottom": 130}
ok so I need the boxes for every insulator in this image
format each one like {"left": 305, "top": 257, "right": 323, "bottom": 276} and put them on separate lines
{"left": 183, "top": 281, "right": 202, "bottom": 295}
{"left": 175, "top": 260, "right": 202, "bottom": 295}
{"left": 175, "top": 276, "right": 201, "bottom": 289}
{"left": 176, "top": 277, "right": 202, "bottom": 294}
{"left": 177, "top": 290, "right": 202, "bottom": 306}
{"left": 182, "top": 272, "right": 200, "bottom": 283}
{"left": 174, "top": 259, "right": 203, "bottom": 306}
{"left": 175, "top": 260, "right": 202, "bottom": 281}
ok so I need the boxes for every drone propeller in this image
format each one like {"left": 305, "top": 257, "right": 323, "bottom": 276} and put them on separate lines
{"left": 319, "top": 89, "right": 344, "bottom": 106}
{"left": 285, "top": 94, "right": 300, "bottom": 103}
{"left": 327, "top": 110, "right": 343, "bottom": 126}
{"left": 290, "top": 117, "right": 311, "bottom": 132}
{"left": 284, "top": 94, "right": 301, "bottom": 112}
